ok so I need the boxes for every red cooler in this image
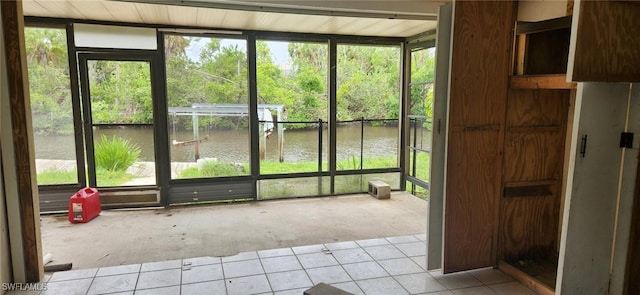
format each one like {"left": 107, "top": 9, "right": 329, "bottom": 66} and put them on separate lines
{"left": 68, "top": 187, "right": 101, "bottom": 223}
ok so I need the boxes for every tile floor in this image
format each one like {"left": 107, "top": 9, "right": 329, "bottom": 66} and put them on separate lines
{"left": 7, "top": 234, "right": 538, "bottom": 295}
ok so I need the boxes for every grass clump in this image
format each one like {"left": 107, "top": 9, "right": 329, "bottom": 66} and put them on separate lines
{"left": 36, "top": 169, "right": 77, "bottom": 185}
{"left": 95, "top": 135, "right": 141, "bottom": 172}
{"left": 178, "top": 160, "right": 247, "bottom": 178}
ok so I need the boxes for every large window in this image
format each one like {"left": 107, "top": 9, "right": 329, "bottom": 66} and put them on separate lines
{"left": 26, "top": 26, "right": 79, "bottom": 186}
{"left": 256, "top": 40, "right": 328, "bottom": 176}
{"left": 165, "top": 35, "right": 250, "bottom": 179}
{"left": 336, "top": 44, "right": 401, "bottom": 171}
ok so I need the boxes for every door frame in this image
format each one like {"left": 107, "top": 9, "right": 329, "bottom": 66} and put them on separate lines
{"left": 77, "top": 49, "right": 168, "bottom": 207}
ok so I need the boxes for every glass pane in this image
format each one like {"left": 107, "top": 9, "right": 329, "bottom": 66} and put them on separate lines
{"left": 165, "top": 35, "right": 250, "bottom": 179}
{"left": 336, "top": 44, "right": 400, "bottom": 170}
{"left": 256, "top": 40, "right": 328, "bottom": 174}
{"left": 258, "top": 177, "right": 329, "bottom": 200}
{"left": 87, "top": 60, "right": 155, "bottom": 186}
{"left": 334, "top": 172, "right": 400, "bottom": 195}
{"left": 26, "top": 27, "right": 78, "bottom": 185}
{"left": 407, "top": 48, "right": 435, "bottom": 190}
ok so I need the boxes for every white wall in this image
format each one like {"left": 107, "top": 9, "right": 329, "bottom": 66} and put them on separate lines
{"left": 518, "top": 0, "right": 569, "bottom": 21}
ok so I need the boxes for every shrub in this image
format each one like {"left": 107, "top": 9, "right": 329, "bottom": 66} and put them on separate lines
{"left": 178, "top": 161, "right": 246, "bottom": 178}
{"left": 94, "top": 135, "right": 141, "bottom": 172}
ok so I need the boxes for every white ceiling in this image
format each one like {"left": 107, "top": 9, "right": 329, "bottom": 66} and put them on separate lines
{"left": 22, "top": 0, "right": 445, "bottom": 37}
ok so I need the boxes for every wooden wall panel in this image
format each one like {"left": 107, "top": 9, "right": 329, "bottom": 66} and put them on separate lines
{"left": 445, "top": 129, "right": 501, "bottom": 272}
{"left": 506, "top": 89, "right": 566, "bottom": 127}
{"left": 569, "top": 1, "right": 640, "bottom": 82}
{"left": 448, "top": 1, "right": 515, "bottom": 127}
{"left": 500, "top": 183, "right": 559, "bottom": 261}
{"left": 443, "top": 0, "right": 515, "bottom": 274}
{"left": 503, "top": 131, "right": 564, "bottom": 182}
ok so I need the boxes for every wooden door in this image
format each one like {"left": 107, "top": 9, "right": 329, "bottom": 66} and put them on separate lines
{"left": 442, "top": 0, "right": 515, "bottom": 273}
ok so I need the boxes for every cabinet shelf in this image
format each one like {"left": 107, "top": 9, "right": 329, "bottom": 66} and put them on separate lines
{"left": 510, "top": 74, "right": 576, "bottom": 89}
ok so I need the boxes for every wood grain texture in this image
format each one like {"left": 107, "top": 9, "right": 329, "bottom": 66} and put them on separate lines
{"left": 500, "top": 182, "right": 559, "bottom": 261}
{"left": 499, "top": 261, "right": 555, "bottom": 295}
{"left": 504, "top": 131, "right": 564, "bottom": 182}
{"left": 1, "top": 0, "right": 42, "bottom": 282}
{"left": 448, "top": 1, "right": 515, "bottom": 127}
{"left": 510, "top": 75, "right": 576, "bottom": 89}
{"left": 506, "top": 89, "right": 568, "bottom": 127}
{"left": 570, "top": 1, "right": 640, "bottom": 82}
{"left": 443, "top": 0, "right": 515, "bottom": 273}
{"left": 445, "top": 129, "right": 502, "bottom": 272}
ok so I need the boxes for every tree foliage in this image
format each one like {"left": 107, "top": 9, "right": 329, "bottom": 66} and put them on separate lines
{"left": 26, "top": 29, "right": 435, "bottom": 135}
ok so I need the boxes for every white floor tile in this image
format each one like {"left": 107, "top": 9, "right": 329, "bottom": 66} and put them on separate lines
{"left": 258, "top": 248, "right": 294, "bottom": 258}
{"left": 431, "top": 271, "right": 483, "bottom": 290}
{"left": 386, "top": 235, "right": 420, "bottom": 244}
{"left": 451, "top": 286, "right": 497, "bottom": 295}
{"left": 225, "top": 274, "right": 272, "bottom": 295}
{"left": 342, "top": 261, "right": 389, "bottom": 280}
{"left": 223, "top": 259, "right": 264, "bottom": 278}
{"left": 88, "top": 273, "right": 138, "bottom": 294}
{"left": 363, "top": 245, "right": 406, "bottom": 261}
{"left": 331, "top": 248, "right": 374, "bottom": 264}
{"left": 136, "top": 269, "right": 181, "bottom": 290}
{"left": 140, "top": 260, "right": 182, "bottom": 272}
{"left": 296, "top": 252, "right": 339, "bottom": 269}
{"left": 40, "top": 278, "right": 93, "bottom": 295}
{"left": 134, "top": 285, "right": 180, "bottom": 295}
{"left": 410, "top": 256, "right": 427, "bottom": 270}
{"left": 181, "top": 280, "right": 227, "bottom": 295}
{"left": 182, "top": 256, "right": 221, "bottom": 267}
{"left": 466, "top": 268, "right": 513, "bottom": 285}
{"left": 261, "top": 255, "right": 302, "bottom": 273}
{"left": 394, "top": 272, "right": 448, "bottom": 294}
{"left": 355, "top": 238, "right": 390, "bottom": 247}
{"left": 181, "top": 264, "right": 224, "bottom": 284}
{"left": 96, "top": 264, "right": 141, "bottom": 277}
{"left": 356, "top": 277, "right": 409, "bottom": 295}
{"left": 395, "top": 242, "right": 427, "bottom": 257}
{"left": 221, "top": 251, "right": 259, "bottom": 263}
{"left": 273, "top": 287, "right": 308, "bottom": 295}
{"left": 331, "top": 281, "right": 364, "bottom": 295}
{"left": 305, "top": 265, "right": 352, "bottom": 284}
{"left": 414, "top": 234, "right": 427, "bottom": 241}
{"left": 267, "top": 270, "right": 313, "bottom": 291}
{"left": 49, "top": 268, "right": 97, "bottom": 282}
{"left": 292, "top": 244, "right": 327, "bottom": 255}
{"left": 324, "top": 241, "right": 360, "bottom": 251}
{"left": 377, "top": 258, "right": 424, "bottom": 276}
{"left": 488, "top": 281, "right": 537, "bottom": 295}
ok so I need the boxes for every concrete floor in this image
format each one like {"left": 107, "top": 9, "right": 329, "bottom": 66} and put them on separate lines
{"left": 41, "top": 192, "right": 428, "bottom": 270}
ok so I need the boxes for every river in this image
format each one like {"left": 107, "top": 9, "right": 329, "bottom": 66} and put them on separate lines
{"left": 33, "top": 125, "right": 432, "bottom": 164}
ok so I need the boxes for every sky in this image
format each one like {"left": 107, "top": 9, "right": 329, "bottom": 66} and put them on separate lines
{"left": 185, "top": 37, "right": 291, "bottom": 65}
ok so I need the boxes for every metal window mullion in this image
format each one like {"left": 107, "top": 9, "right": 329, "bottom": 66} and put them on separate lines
{"left": 328, "top": 38, "right": 337, "bottom": 194}
{"left": 247, "top": 33, "right": 259, "bottom": 200}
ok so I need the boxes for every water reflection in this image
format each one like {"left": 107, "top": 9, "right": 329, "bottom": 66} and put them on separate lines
{"left": 33, "top": 125, "right": 431, "bottom": 164}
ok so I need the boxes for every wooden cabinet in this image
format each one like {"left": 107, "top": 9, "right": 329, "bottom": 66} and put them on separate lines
{"left": 568, "top": 1, "right": 640, "bottom": 82}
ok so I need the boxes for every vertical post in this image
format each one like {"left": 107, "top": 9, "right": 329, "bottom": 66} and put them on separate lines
{"left": 1, "top": 0, "right": 43, "bottom": 282}
{"left": 318, "top": 119, "right": 323, "bottom": 195}
{"left": 400, "top": 40, "right": 410, "bottom": 191}
{"left": 192, "top": 113, "right": 199, "bottom": 160}
{"left": 277, "top": 108, "right": 284, "bottom": 163}
{"left": 259, "top": 122, "right": 266, "bottom": 160}
{"left": 328, "top": 38, "right": 337, "bottom": 193}
{"left": 360, "top": 117, "right": 364, "bottom": 170}
{"left": 248, "top": 34, "right": 259, "bottom": 186}
{"left": 318, "top": 119, "right": 323, "bottom": 173}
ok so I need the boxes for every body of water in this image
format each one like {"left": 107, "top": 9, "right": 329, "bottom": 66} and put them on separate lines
{"left": 33, "top": 125, "right": 432, "bottom": 164}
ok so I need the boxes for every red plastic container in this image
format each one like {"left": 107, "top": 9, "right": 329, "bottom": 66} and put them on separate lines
{"left": 68, "top": 187, "right": 101, "bottom": 223}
